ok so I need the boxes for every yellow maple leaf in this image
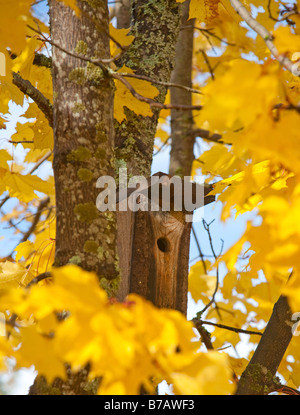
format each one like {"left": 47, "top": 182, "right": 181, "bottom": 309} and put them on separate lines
{"left": 12, "top": 37, "right": 38, "bottom": 80}
{"left": 198, "top": 59, "right": 280, "bottom": 132}
{"left": 0, "top": 0, "right": 33, "bottom": 53}
{"left": 4, "top": 171, "right": 54, "bottom": 203}
{"left": 15, "top": 241, "right": 35, "bottom": 263}
{"left": 273, "top": 26, "right": 300, "bottom": 56}
{"left": 109, "top": 24, "right": 134, "bottom": 58}
{"left": 171, "top": 351, "right": 234, "bottom": 395}
{"left": 0, "top": 261, "right": 34, "bottom": 289}
{"left": 0, "top": 149, "right": 12, "bottom": 170}
{"left": 15, "top": 326, "right": 66, "bottom": 382}
{"left": 188, "top": 260, "right": 217, "bottom": 303}
{"left": 0, "top": 337, "right": 13, "bottom": 371}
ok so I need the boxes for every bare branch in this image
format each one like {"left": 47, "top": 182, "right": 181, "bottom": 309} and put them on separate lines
{"left": 12, "top": 72, "right": 53, "bottom": 127}
{"left": 193, "top": 321, "right": 214, "bottom": 350}
{"left": 28, "top": 150, "right": 53, "bottom": 175}
{"left": 26, "top": 271, "right": 52, "bottom": 289}
{"left": 120, "top": 72, "right": 203, "bottom": 95}
{"left": 19, "top": 197, "right": 50, "bottom": 244}
{"left": 192, "top": 128, "right": 224, "bottom": 144}
{"left": 191, "top": 226, "right": 207, "bottom": 274}
{"left": 196, "top": 319, "right": 263, "bottom": 336}
{"left": 267, "top": 0, "right": 300, "bottom": 23}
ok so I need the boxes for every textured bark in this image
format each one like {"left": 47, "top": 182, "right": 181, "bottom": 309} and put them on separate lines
{"left": 236, "top": 295, "right": 293, "bottom": 395}
{"left": 117, "top": 173, "right": 215, "bottom": 311}
{"left": 115, "top": 0, "right": 185, "bottom": 302}
{"left": 169, "top": 0, "right": 195, "bottom": 177}
{"left": 50, "top": 0, "right": 118, "bottom": 284}
{"left": 130, "top": 210, "right": 192, "bottom": 315}
{"left": 29, "top": 0, "right": 118, "bottom": 395}
{"left": 116, "top": 0, "right": 131, "bottom": 29}
{"left": 115, "top": 0, "right": 183, "bottom": 177}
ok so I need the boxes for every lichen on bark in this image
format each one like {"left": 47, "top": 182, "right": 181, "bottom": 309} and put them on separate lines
{"left": 50, "top": 0, "right": 118, "bottom": 284}
{"left": 114, "top": 0, "right": 183, "bottom": 177}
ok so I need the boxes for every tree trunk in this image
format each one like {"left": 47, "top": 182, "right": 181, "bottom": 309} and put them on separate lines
{"left": 116, "top": 0, "right": 131, "bottom": 29}
{"left": 50, "top": 0, "right": 118, "bottom": 288}
{"left": 29, "top": 0, "right": 117, "bottom": 395}
{"left": 114, "top": 0, "right": 183, "bottom": 177}
{"left": 169, "top": 0, "right": 195, "bottom": 177}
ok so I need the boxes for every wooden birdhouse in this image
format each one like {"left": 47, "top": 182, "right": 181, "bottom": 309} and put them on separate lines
{"left": 116, "top": 172, "right": 214, "bottom": 315}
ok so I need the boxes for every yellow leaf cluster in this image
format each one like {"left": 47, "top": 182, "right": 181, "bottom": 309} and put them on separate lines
{"left": 198, "top": 59, "right": 281, "bottom": 133}
{"left": 0, "top": 0, "right": 33, "bottom": 53}
{"left": 0, "top": 265, "right": 234, "bottom": 395}
{"left": 185, "top": 0, "right": 220, "bottom": 23}
{"left": 189, "top": 260, "right": 217, "bottom": 304}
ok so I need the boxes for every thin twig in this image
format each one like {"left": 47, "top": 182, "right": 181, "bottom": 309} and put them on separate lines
{"left": 26, "top": 271, "right": 52, "bottom": 289}
{"left": 120, "top": 72, "right": 203, "bottom": 95}
{"left": 194, "top": 321, "right": 214, "bottom": 350}
{"left": 198, "top": 219, "right": 221, "bottom": 315}
{"left": 0, "top": 195, "right": 9, "bottom": 209}
{"left": 196, "top": 319, "right": 263, "bottom": 336}
{"left": 113, "top": 72, "right": 203, "bottom": 111}
{"left": 19, "top": 197, "right": 50, "bottom": 244}
{"left": 28, "top": 150, "right": 53, "bottom": 175}
{"left": 153, "top": 137, "right": 171, "bottom": 156}
{"left": 270, "top": 383, "right": 300, "bottom": 395}
{"left": 9, "top": 140, "right": 34, "bottom": 144}
{"left": 192, "top": 128, "right": 222, "bottom": 143}
{"left": 182, "top": 25, "right": 236, "bottom": 47}
{"left": 267, "top": 0, "right": 299, "bottom": 23}
{"left": 199, "top": 49, "right": 215, "bottom": 80}
{"left": 191, "top": 226, "right": 207, "bottom": 274}
{"left": 5, "top": 197, "right": 50, "bottom": 259}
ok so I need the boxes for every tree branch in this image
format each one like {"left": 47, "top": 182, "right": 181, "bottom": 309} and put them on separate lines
{"left": 192, "top": 128, "right": 225, "bottom": 144}
{"left": 196, "top": 319, "right": 263, "bottom": 336}
{"left": 230, "top": 0, "right": 296, "bottom": 75}
{"left": 12, "top": 72, "right": 53, "bottom": 127}
{"left": 120, "top": 72, "right": 203, "bottom": 95}
{"left": 236, "top": 295, "right": 294, "bottom": 395}
{"left": 33, "top": 52, "right": 52, "bottom": 68}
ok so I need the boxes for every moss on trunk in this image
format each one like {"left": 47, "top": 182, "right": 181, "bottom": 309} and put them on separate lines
{"left": 115, "top": 0, "right": 183, "bottom": 177}
{"left": 50, "top": 0, "right": 118, "bottom": 289}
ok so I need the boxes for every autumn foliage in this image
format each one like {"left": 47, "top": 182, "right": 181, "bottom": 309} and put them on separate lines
{"left": 0, "top": 0, "right": 300, "bottom": 395}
